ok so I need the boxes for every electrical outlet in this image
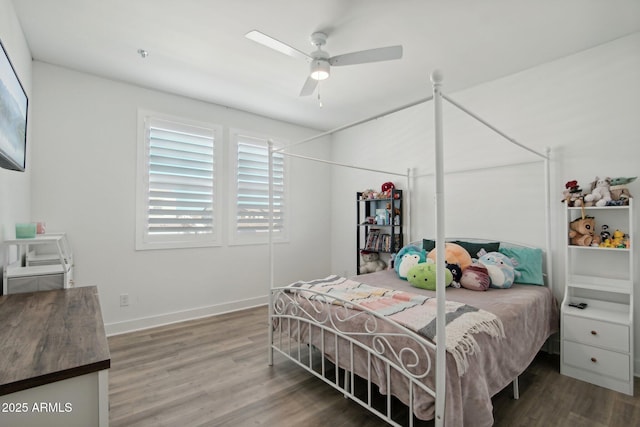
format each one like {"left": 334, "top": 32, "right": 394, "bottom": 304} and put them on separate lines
{"left": 119, "top": 294, "right": 129, "bottom": 307}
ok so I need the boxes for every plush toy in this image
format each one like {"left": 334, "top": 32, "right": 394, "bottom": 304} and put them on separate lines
{"left": 381, "top": 182, "right": 395, "bottom": 198}
{"left": 609, "top": 176, "right": 635, "bottom": 205}
{"left": 386, "top": 202, "right": 401, "bottom": 218}
{"left": 477, "top": 250, "right": 519, "bottom": 289}
{"left": 568, "top": 216, "right": 595, "bottom": 246}
{"left": 407, "top": 262, "right": 453, "bottom": 291}
{"left": 460, "top": 261, "right": 491, "bottom": 291}
{"left": 611, "top": 229, "right": 626, "bottom": 248}
{"left": 600, "top": 224, "right": 611, "bottom": 242}
{"left": 394, "top": 244, "right": 426, "bottom": 279}
{"left": 427, "top": 242, "right": 472, "bottom": 270}
{"left": 446, "top": 262, "right": 462, "bottom": 288}
{"left": 561, "top": 180, "right": 584, "bottom": 207}
{"left": 360, "top": 189, "right": 375, "bottom": 200}
{"left": 584, "top": 177, "right": 612, "bottom": 207}
{"left": 360, "top": 251, "right": 387, "bottom": 274}
{"left": 600, "top": 238, "right": 613, "bottom": 248}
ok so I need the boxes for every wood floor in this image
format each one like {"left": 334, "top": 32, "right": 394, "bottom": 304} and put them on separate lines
{"left": 108, "top": 305, "right": 640, "bottom": 427}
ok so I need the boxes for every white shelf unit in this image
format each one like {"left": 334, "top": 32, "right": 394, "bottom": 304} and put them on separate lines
{"left": 561, "top": 200, "right": 634, "bottom": 395}
{"left": 2, "top": 233, "right": 74, "bottom": 295}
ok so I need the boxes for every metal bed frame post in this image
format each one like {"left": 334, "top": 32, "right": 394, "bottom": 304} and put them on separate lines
{"left": 544, "top": 147, "right": 553, "bottom": 292}
{"left": 268, "top": 139, "right": 275, "bottom": 366}
{"left": 406, "top": 168, "right": 412, "bottom": 245}
{"left": 431, "top": 69, "right": 446, "bottom": 427}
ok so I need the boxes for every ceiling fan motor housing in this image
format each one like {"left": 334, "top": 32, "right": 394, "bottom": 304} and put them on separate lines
{"left": 310, "top": 45, "right": 330, "bottom": 80}
{"left": 310, "top": 58, "right": 330, "bottom": 80}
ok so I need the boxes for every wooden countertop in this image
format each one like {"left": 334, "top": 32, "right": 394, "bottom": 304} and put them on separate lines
{"left": 0, "top": 286, "right": 111, "bottom": 396}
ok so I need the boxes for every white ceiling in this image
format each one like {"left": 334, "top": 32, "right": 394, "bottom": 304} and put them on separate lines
{"left": 11, "top": 0, "right": 640, "bottom": 131}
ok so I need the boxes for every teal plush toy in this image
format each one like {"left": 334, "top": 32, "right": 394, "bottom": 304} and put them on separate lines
{"left": 407, "top": 262, "right": 453, "bottom": 291}
{"left": 395, "top": 244, "right": 427, "bottom": 280}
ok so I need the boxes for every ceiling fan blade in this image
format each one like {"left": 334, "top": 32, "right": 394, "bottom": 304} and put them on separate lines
{"left": 245, "top": 30, "right": 311, "bottom": 61}
{"left": 299, "top": 76, "right": 318, "bottom": 96}
{"left": 329, "top": 45, "right": 403, "bottom": 66}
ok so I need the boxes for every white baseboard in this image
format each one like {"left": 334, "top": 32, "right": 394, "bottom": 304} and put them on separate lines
{"left": 104, "top": 295, "right": 268, "bottom": 336}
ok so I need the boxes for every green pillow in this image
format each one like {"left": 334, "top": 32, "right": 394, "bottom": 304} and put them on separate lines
{"left": 499, "top": 247, "right": 544, "bottom": 285}
{"left": 452, "top": 240, "right": 500, "bottom": 258}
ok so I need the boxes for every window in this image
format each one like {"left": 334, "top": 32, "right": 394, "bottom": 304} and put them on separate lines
{"left": 136, "top": 112, "right": 221, "bottom": 250}
{"left": 229, "top": 131, "right": 288, "bottom": 244}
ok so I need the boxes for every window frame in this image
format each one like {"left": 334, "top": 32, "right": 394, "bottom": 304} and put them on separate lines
{"left": 136, "top": 110, "right": 223, "bottom": 250}
{"left": 228, "top": 129, "right": 289, "bottom": 246}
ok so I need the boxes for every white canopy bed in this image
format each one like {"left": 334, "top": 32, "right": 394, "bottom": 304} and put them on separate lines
{"left": 266, "top": 71, "right": 557, "bottom": 427}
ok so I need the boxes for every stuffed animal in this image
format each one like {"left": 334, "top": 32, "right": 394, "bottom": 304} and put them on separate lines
{"left": 381, "top": 182, "right": 395, "bottom": 198}
{"left": 600, "top": 224, "right": 611, "bottom": 242}
{"left": 427, "top": 242, "right": 472, "bottom": 270}
{"left": 460, "top": 261, "right": 491, "bottom": 291}
{"left": 385, "top": 202, "right": 401, "bottom": 217}
{"left": 446, "top": 262, "right": 462, "bottom": 288}
{"left": 600, "top": 229, "right": 627, "bottom": 248}
{"left": 394, "top": 244, "right": 426, "bottom": 279}
{"left": 360, "top": 251, "right": 387, "bottom": 274}
{"left": 609, "top": 176, "right": 635, "bottom": 205}
{"left": 360, "top": 189, "right": 375, "bottom": 200}
{"left": 584, "top": 177, "right": 612, "bottom": 207}
{"left": 611, "top": 229, "right": 626, "bottom": 248}
{"left": 407, "top": 262, "right": 453, "bottom": 291}
{"left": 568, "top": 216, "right": 595, "bottom": 246}
{"left": 477, "top": 250, "right": 519, "bottom": 289}
{"left": 561, "top": 180, "right": 584, "bottom": 207}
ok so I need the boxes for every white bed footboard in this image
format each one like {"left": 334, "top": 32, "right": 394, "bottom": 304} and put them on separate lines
{"left": 269, "top": 286, "right": 437, "bottom": 426}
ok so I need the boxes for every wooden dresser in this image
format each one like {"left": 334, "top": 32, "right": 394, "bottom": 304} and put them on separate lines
{"left": 0, "top": 286, "right": 110, "bottom": 426}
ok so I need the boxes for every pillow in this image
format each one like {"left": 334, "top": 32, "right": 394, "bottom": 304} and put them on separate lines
{"left": 422, "top": 239, "right": 436, "bottom": 252}
{"left": 499, "top": 246, "right": 544, "bottom": 285}
{"left": 452, "top": 240, "right": 500, "bottom": 258}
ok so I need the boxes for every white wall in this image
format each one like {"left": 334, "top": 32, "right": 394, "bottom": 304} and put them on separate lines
{"left": 0, "top": 0, "right": 32, "bottom": 264}
{"left": 30, "top": 62, "right": 332, "bottom": 333}
{"left": 330, "top": 33, "right": 640, "bottom": 365}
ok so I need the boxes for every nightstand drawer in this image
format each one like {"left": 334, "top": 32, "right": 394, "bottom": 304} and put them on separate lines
{"left": 563, "top": 341, "right": 630, "bottom": 381}
{"left": 563, "top": 315, "right": 629, "bottom": 352}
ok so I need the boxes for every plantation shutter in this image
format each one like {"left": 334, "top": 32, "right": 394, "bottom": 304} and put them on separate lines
{"left": 145, "top": 118, "right": 216, "bottom": 241}
{"left": 235, "top": 135, "right": 285, "bottom": 237}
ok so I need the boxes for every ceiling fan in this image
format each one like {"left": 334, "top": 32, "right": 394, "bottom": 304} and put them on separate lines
{"left": 245, "top": 30, "right": 403, "bottom": 96}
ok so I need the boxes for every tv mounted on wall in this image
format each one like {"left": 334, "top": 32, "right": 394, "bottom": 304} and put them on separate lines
{"left": 0, "top": 38, "right": 28, "bottom": 172}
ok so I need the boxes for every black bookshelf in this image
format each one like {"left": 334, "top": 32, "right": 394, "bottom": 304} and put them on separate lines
{"left": 356, "top": 189, "right": 403, "bottom": 274}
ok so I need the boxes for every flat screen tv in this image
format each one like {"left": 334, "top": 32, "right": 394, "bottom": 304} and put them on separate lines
{"left": 0, "top": 38, "right": 28, "bottom": 172}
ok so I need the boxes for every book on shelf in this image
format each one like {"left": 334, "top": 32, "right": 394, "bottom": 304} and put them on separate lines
{"left": 364, "top": 230, "right": 398, "bottom": 252}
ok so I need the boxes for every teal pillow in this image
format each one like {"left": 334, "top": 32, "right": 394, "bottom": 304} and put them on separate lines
{"left": 452, "top": 240, "right": 500, "bottom": 258}
{"left": 498, "top": 247, "right": 544, "bottom": 285}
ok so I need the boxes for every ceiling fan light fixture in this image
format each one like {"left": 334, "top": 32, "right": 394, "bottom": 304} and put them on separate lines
{"left": 310, "top": 59, "right": 330, "bottom": 80}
